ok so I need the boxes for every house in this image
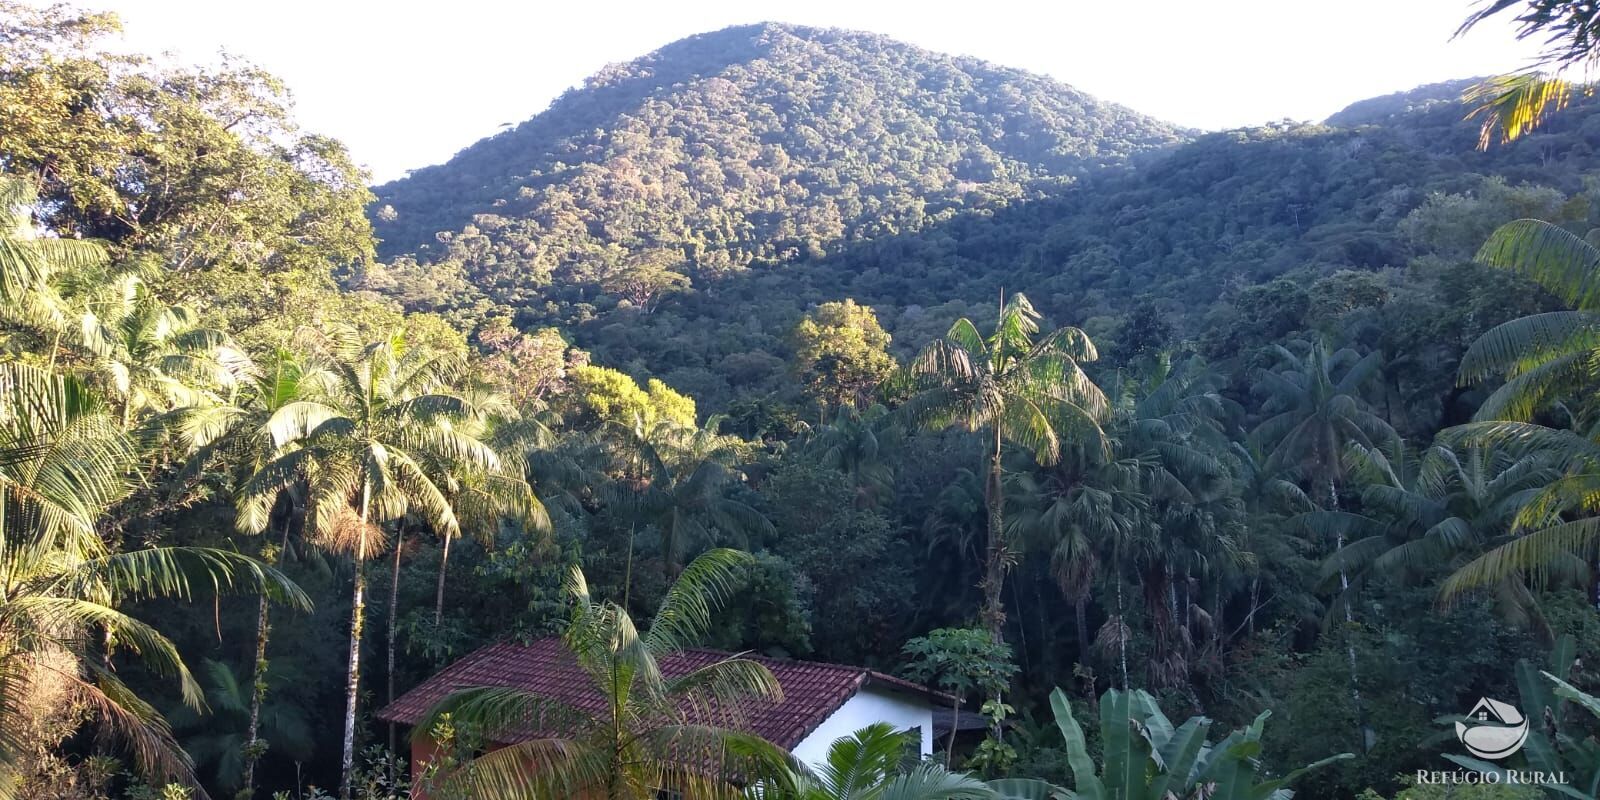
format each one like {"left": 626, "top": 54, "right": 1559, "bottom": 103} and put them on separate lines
{"left": 377, "top": 638, "right": 951, "bottom": 780}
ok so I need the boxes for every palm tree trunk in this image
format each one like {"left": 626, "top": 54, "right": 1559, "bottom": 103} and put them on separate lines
{"left": 1328, "top": 478, "right": 1368, "bottom": 753}
{"left": 433, "top": 531, "right": 451, "bottom": 626}
{"left": 387, "top": 518, "right": 406, "bottom": 759}
{"left": 980, "top": 422, "right": 1007, "bottom": 741}
{"left": 1074, "top": 596, "right": 1090, "bottom": 664}
{"left": 1247, "top": 577, "right": 1259, "bottom": 638}
{"left": 1116, "top": 572, "right": 1128, "bottom": 690}
{"left": 339, "top": 479, "right": 371, "bottom": 800}
{"left": 242, "top": 516, "right": 293, "bottom": 796}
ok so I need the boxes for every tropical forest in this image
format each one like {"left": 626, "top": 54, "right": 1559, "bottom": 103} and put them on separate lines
{"left": 9, "top": 1, "right": 1600, "bottom": 798}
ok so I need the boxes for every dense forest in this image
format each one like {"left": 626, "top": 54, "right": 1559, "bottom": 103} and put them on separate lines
{"left": 10, "top": 1, "right": 1600, "bottom": 799}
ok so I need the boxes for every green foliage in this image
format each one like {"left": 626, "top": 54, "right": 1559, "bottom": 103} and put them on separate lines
{"left": 416, "top": 550, "right": 793, "bottom": 800}
{"left": 764, "top": 722, "right": 1032, "bottom": 800}
{"left": 792, "top": 300, "right": 897, "bottom": 414}
{"left": 1044, "top": 686, "right": 1350, "bottom": 800}
{"left": 565, "top": 365, "right": 697, "bottom": 430}
{"left": 902, "top": 628, "right": 1018, "bottom": 706}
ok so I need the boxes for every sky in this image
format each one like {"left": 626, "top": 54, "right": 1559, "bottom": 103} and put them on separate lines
{"left": 80, "top": 0, "right": 1547, "bottom": 182}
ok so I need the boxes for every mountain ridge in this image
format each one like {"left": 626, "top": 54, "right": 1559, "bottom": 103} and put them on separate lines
{"left": 368, "top": 22, "right": 1190, "bottom": 276}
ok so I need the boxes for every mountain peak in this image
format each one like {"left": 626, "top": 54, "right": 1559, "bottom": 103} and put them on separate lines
{"left": 371, "top": 24, "right": 1187, "bottom": 284}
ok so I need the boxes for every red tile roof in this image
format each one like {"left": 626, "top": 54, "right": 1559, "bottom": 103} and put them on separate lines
{"left": 377, "top": 639, "right": 944, "bottom": 749}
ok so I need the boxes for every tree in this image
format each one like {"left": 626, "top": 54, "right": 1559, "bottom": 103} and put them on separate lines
{"left": 901, "top": 628, "right": 1017, "bottom": 760}
{"left": 905, "top": 292, "right": 1109, "bottom": 730}
{"left": 1253, "top": 338, "right": 1395, "bottom": 750}
{"left": 792, "top": 300, "right": 897, "bottom": 417}
{"left": 612, "top": 418, "right": 772, "bottom": 578}
{"left": 0, "top": 3, "right": 376, "bottom": 342}
{"left": 475, "top": 322, "right": 571, "bottom": 410}
{"left": 414, "top": 549, "right": 793, "bottom": 800}
{"left": 0, "top": 362, "right": 308, "bottom": 794}
{"left": 566, "top": 365, "right": 696, "bottom": 431}
{"left": 415, "top": 381, "right": 549, "bottom": 671}
{"left": 240, "top": 331, "right": 492, "bottom": 799}
{"left": 802, "top": 403, "right": 902, "bottom": 508}
{"left": 168, "top": 659, "right": 313, "bottom": 793}
{"left": 169, "top": 346, "right": 318, "bottom": 797}
{"left": 1445, "top": 218, "right": 1600, "bottom": 604}
{"left": 600, "top": 248, "right": 691, "bottom": 313}
{"left": 1307, "top": 441, "right": 1558, "bottom": 637}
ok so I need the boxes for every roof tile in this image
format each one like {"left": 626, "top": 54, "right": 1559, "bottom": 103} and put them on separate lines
{"left": 378, "top": 639, "right": 941, "bottom": 749}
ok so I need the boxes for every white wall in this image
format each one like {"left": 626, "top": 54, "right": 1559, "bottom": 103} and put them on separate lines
{"left": 790, "top": 684, "right": 935, "bottom": 769}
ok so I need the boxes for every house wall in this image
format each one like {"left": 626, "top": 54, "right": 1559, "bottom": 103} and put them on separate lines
{"left": 789, "top": 685, "right": 935, "bottom": 768}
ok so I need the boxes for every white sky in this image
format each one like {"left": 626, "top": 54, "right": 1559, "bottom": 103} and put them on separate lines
{"left": 75, "top": 0, "right": 1545, "bottom": 182}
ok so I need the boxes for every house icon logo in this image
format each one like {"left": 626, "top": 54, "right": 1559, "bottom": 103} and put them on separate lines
{"left": 1456, "top": 697, "right": 1529, "bottom": 760}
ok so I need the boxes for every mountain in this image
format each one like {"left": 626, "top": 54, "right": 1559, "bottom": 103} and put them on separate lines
{"left": 364, "top": 22, "right": 1188, "bottom": 305}
{"left": 356, "top": 24, "right": 1600, "bottom": 416}
{"left": 1322, "top": 78, "right": 1484, "bottom": 127}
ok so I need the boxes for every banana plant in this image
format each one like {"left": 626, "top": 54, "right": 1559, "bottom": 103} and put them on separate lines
{"left": 1047, "top": 687, "right": 1350, "bottom": 799}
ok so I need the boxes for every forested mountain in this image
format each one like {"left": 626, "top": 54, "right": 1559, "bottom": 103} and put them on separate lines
{"left": 358, "top": 24, "right": 1600, "bottom": 420}
{"left": 17, "top": 4, "right": 1600, "bottom": 800}
{"left": 361, "top": 22, "right": 1186, "bottom": 309}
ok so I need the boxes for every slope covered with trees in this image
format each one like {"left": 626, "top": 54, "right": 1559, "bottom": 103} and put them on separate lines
{"left": 359, "top": 23, "right": 1600, "bottom": 424}
{"left": 14, "top": 3, "right": 1600, "bottom": 800}
{"left": 360, "top": 22, "right": 1187, "bottom": 311}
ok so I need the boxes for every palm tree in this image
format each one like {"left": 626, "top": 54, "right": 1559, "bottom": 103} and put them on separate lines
{"left": 904, "top": 292, "right": 1109, "bottom": 657}
{"left": 1252, "top": 338, "right": 1394, "bottom": 751}
{"left": 390, "top": 385, "right": 547, "bottom": 756}
{"left": 168, "top": 659, "right": 313, "bottom": 793}
{"left": 241, "top": 331, "right": 494, "bottom": 799}
{"left": 415, "top": 549, "right": 794, "bottom": 800}
{"left": 611, "top": 417, "right": 772, "bottom": 579}
{"left": 0, "top": 176, "right": 113, "bottom": 363}
{"left": 100, "top": 295, "right": 243, "bottom": 430}
{"left": 1445, "top": 218, "right": 1600, "bottom": 605}
{"left": 1253, "top": 340, "right": 1396, "bottom": 580}
{"left": 427, "top": 385, "right": 550, "bottom": 626}
{"left": 1224, "top": 441, "right": 1315, "bottom": 639}
{"left": 1109, "top": 358, "right": 1238, "bottom": 691}
{"left": 0, "top": 362, "right": 308, "bottom": 795}
{"left": 803, "top": 403, "right": 902, "bottom": 508}
{"left": 772, "top": 723, "right": 1012, "bottom": 800}
{"left": 1305, "top": 441, "right": 1559, "bottom": 638}
{"left": 171, "top": 347, "right": 316, "bottom": 796}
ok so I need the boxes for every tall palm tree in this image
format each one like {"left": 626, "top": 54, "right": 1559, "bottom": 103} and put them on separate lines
{"left": 1253, "top": 341, "right": 1396, "bottom": 583}
{"left": 1224, "top": 441, "right": 1315, "bottom": 639}
{"left": 415, "top": 549, "right": 793, "bottom": 800}
{"left": 1109, "top": 358, "right": 1238, "bottom": 690}
{"left": 0, "top": 362, "right": 307, "bottom": 796}
{"left": 241, "top": 331, "right": 493, "bottom": 800}
{"left": 904, "top": 292, "right": 1109, "bottom": 655}
{"left": 1446, "top": 218, "right": 1600, "bottom": 605}
{"left": 426, "top": 385, "right": 550, "bottom": 626}
{"left": 1251, "top": 338, "right": 1394, "bottom": 751}
{"left": 171, "top": 347, "right": 316, "bottom": 796}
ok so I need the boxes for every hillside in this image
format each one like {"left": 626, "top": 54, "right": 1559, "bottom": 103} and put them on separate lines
{"left": 363, "top": 22, "right": 1188, "bottom": 306}
{"left": 358, "top": 25, "right": 1600, "bottom": 415}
